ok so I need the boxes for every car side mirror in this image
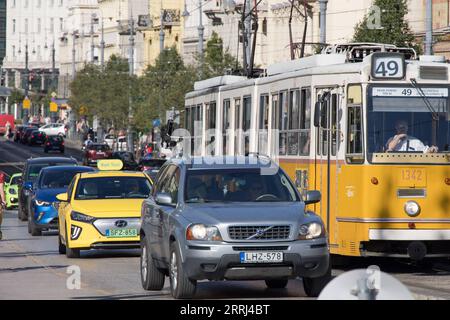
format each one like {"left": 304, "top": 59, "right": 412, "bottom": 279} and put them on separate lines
{"left": 24, "top": 181, "right": 33, "bottom": 190}
{"left": 305, "top": 190, "right": 321, "bottom": 205}
{"left": 56, "top": 193, "right": 69, "bottom": 202}
{"left": 155, "top": 192, "right": 172, "bottom": 206}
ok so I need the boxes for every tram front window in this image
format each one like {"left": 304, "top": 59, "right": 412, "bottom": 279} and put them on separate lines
{"left": 367, "top": 88, "right": 449, "bottom": 161}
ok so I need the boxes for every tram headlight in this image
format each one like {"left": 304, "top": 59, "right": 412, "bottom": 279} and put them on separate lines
{"left": 404, "top": 201, "right": 420, "bottom": 217}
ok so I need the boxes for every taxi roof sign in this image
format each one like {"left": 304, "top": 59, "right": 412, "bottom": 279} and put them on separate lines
{"left": 97, "top": 159, "right": 123, "bottom": 171}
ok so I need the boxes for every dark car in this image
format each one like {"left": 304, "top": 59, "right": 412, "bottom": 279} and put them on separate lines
{"left": 139, "top": 158, "right": 166, "bottom": 181}
{"left": 44, "top": 135, "right": 65, "bottom": 153}
{"left": 21, "top": 127, "right": 38, "bottom": 144}
{"left": 28, "top": 165, "right": 95, "bottom": 236}
{"left": 82, "top": 143, "right": 112, "bottom": 166}
{"left": 112, "top": 151, "right": 138, "bottom": 170}
{"left": 14, "top": 125, "right": 26, "bottom": 142}
{"left": 27, "top": 130, "right": 47, "bottom": 146}
{"left": 18, "top": 157, "right": 78, "bottom": 221}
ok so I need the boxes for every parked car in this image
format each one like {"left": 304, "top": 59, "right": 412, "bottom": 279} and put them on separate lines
{"left": 14, "top": 125, "right": 26, "bottom": 142}
{"left": 139, "top": 156, "right": 331, "bottom": 299}
{"left": 4, "top": 173, "right": 21, "bottom": 209}
{"left": 21, "top": 127, "right": 38, "bottom": 144}
{"left": 82, "top": 143, "right": 112, "bottom": 166}
{"left": 111, "top": 151, "right": 138, "bottom": 171}
{"left": 18, "top": 157, "right": 78, "bottom": 221}
{"left": 28, "top": 165, "right": 95, "bottom": 236}
{"left": 39, "top": 123, "right": 66, "bottom": 137}
{"left": 44, "top": 135, "right": 65, "bottom": 153}
{"left": 27, "top": 130, "right": 47, "bottom": 146}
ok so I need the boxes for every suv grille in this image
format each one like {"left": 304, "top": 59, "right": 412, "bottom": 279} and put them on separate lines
{"left": 228, "top": 225, "right": 291, "bottom": 240}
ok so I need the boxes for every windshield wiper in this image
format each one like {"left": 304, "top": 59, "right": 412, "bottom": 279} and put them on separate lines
{"left": 410, "top": 79, "right": 439, "bottom": 121}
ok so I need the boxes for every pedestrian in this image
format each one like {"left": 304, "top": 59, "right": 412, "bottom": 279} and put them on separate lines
{"left": 0, "top": 171, "right": 6, "bottom": 240}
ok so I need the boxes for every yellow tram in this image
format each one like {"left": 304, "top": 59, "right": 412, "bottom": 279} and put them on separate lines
{"left": 184, "top": 43, "right": 450, "bottom": 260}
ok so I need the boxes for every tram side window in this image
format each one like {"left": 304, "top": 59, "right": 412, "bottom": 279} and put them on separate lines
{"left": 206, "top": 102, "right": 216, "bottom": 155}
{"left": 319, "top": 93, "right": 338, "bottom": 156}
{"left": 243, "top": 96, "right": 252, "bottom": 155}
{"left": 258, "top": 95, "right": 269, "bottom": 155}
{"left": 185, "top": 107, "right": 191, "bottom": 133}
{"left": 193, "top": 104, "right": 203, "bottom": 156}
{"left": 288, "top": 89, "right": 300, "bottom": 155}
{"left": 279, "top": 91, "right": 288, "bottom": 156}
{"left": 223, "top": 99, "right": 231, "bottom": 155}
{"left": 234, "top": 98, "right": 241, "bottom": 155}
{"left": 299, "top": 88, "right": 311, "bottom": 156}
{"left": 346, "top": 84, "right": 364, "bottom": 163}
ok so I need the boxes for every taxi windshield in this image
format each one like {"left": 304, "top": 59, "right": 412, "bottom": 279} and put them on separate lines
{"left": 367, "top": 86, "right": 450, "bottom": 161}
{"left": 184, "top": 168, "right": 299, "bottom": 203}
{"left": 75, "top": 176, "right": 151, "bottom": 200}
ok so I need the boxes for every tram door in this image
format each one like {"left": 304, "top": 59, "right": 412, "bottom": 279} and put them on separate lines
{"left": 314, "top": 88, "right": 340, "bottom": 247}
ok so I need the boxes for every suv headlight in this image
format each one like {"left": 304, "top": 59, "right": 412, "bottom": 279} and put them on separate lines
{"left": 35, "top": 200, "right": 51, "bottom": 206}
{"left": 298, "top": 222, "right": 325, "bottom": 240}
{"left": 186, "top": 224, "right": 223, "bottom": 241}
{"left": 70, "top": 211, "right": 96, "bottom": 223}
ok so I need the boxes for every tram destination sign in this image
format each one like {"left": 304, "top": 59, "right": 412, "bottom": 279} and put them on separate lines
{"left": 371, "top": 53, "right": 405, "bottom": 80}
{"left": 372, "top": 87, "right": 449, "bottom": 97}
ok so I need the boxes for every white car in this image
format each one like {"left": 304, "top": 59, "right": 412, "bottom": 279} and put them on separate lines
{"left": 39, "top": 123, "right": 66, "bottom": 137}
{"left": 116, "top": 136, "right": 127, "bottom": 151}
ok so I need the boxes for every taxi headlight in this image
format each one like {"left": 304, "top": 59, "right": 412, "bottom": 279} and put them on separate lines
{"left": 404, "top": 201, "right": 420, "bottom": 217}
{"left": 35, "top": 200, "right": 51, "bottom": 206}
{"left": 70, "top": 211, "right": 96, "bottom": 223}
{"left": 298, "top": 222, "right": 325, "bottom": 240}
{"left": 186, "top": 224, "right": 223, "bottom": 241}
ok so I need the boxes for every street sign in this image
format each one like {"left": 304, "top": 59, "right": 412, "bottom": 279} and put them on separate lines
{"left": 23, "top": 98, "right": 31, "bottom": 109}
{"left": 51, "top": 91, "right": 57, "bottom": 98}
{"left": 50, "top": 102, "right": 58, "bottom": 112}
{"left": 79, "top": 106, "right": 88, "bottom": 115}
{"left": 152, "top": 119, "right": 161, "bottom": 127}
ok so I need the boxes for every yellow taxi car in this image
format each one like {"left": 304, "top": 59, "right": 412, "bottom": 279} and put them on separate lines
{"left": 56, "top": 160, "right": 153, "bottom": 258}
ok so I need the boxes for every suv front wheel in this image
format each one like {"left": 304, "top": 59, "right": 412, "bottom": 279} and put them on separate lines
{"left": 169, "top": 242, "right": 197, "bottom": 299}
{"left": 302, "top": 264, "right": 332, "bottom": 297}
{"left": 140, "top": 236, "right": 165, "bottom": 291}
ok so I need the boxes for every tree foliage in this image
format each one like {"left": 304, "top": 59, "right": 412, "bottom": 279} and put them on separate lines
{"left": 353, "top": 0, "right": 421, "bottom": 53}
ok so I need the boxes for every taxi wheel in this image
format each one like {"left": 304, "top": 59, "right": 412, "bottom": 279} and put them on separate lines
{"left": 140, "top": 236, "right": 165, "bottom": 291}
{"left": 169, "top": 242, "right": 197, "bottom": 299}
{"left": 302, "top": 265, "right": 332, "bottom": 297}
{"left": 58, "top": 235, "right": 66, "bottom": 254}
{"left": 66, "top": 246, "right": 81, "bottom": 259}
{"left": 265, "top": 279, "right": 288, "bottom": 289}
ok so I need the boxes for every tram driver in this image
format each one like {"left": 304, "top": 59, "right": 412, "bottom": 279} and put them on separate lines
{"left": 386, "top": 120, "right": 438, "bottom": 153}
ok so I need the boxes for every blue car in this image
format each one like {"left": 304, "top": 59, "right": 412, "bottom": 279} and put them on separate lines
{"left": 28, "top": 165, "right": 95, "bottom": 236}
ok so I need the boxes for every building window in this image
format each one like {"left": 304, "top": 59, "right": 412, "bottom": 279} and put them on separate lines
{"left": 60, "top": 18, "right": 64, "bottom": 31}
{"left": 12, "top": 19, "right": 16, "bottom": 33}
{"left": 12, "top": 45, "right": 16, "bottom": 57}
{"left": 37, "top": 0, "right": 41, "bottom": 7}
{"left": 50, "top": 18, "right": 54, "bottom": 33}
{"left": 37, "top": 18, "right": 41, "bottom": 33}
{"left": 12, "top": 0, "right": 16, "bottom": 8}
{"left": 25, "top": 18, "right": 28, "bottom": 33}
{"left": 59, "top": 0, "right": 63, "bottom": 6}
{"left": 50, "top": 0, "right": 54, "bottom": 7}
{"left": 24, "top": 0, "right": 29, "bottom": 8}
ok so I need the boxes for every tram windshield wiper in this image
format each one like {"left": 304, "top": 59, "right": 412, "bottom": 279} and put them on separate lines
{"left": 410, "top": 78, "right": 439, "bottom": 121}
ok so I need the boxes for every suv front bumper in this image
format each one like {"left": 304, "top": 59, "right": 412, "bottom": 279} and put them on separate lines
{"left": 181, "top": 239, "right": 329, "bottom": 281}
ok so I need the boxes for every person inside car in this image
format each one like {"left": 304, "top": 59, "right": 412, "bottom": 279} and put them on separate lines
{"left": 386, "top": 120, "right": 438, "bottom": 153}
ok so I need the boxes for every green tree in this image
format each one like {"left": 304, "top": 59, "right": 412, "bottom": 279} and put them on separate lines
{"left": 353, "top": 0, "right": 421, "bottom": 53}
{"left": 134, "top": 47, "right": 195, "bottom": 132}
{"left": 198, "top": 31, "right": 240, "bottom": 79}
{"left": 8, "top": 89, "right": 24, "bottom": 106}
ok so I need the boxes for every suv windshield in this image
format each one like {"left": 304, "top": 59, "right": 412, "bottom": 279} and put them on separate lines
{"left": 184, "top": 168, "right": 299, "bottom": 203}
{"left": 75, "top": 177, "right": 151, "bottom": 200}
{"left": 368, "top": 86, "right": 449, "bottom": 161}
{"left": 27, "top": 163, "right": 76, "bottom": 181}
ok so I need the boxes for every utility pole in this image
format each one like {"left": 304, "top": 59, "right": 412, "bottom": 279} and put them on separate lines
{"left": 198, "top": 0, "right": 204, "bottom": 77}
{"left": 289, "top": 1, "right": 295, "bottom": 60}
{"left": 159, "top": 0, "right": 165, "bottom": 53}
{"left": 242, "top": 0, "right": 252, "bottom": 76}
{"left": 72, "top": 31, "right": 77, "bottom": 80}
{"left": 249, "top": 0, "right": 258, "bottom": 75}
{"left": 100, "top": 19, "right": 105, "bottom": 69}
{"left": 51, "top": 40, "right": 57, "bottom": 123}
{"left": 23, "top": 42, "right": 29, "bottom": 125}
{"left": 91, "top": 14, "right": 95, "bottom": 63}
{"left": 127, "top": 15, "right": 135, "bottom": 154}
{"left": 425, "top": 0, "right": 432, "bottom": 55}
{"left": 319, "top": 0, "right": 328, "bottom": 46}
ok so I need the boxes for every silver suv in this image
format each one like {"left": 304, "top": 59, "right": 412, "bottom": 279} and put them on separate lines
{"left": 139, "top": 156, "right": 330, "bottom": 299}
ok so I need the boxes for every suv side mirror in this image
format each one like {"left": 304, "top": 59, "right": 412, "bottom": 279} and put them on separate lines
{"left": 155, "top": 192, "right": 172, "bottom": 205}
{"left": 305, "top": 190, "right": 321, "bottom": 205}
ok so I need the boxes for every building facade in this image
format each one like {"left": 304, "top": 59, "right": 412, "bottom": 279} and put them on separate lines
{"left": 0, "top": 0, "right": 6, "bottom": 70}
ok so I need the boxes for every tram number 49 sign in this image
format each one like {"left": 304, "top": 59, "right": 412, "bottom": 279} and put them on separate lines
{"left": 371, "top": 53, "right": 405, "bottom": 80}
